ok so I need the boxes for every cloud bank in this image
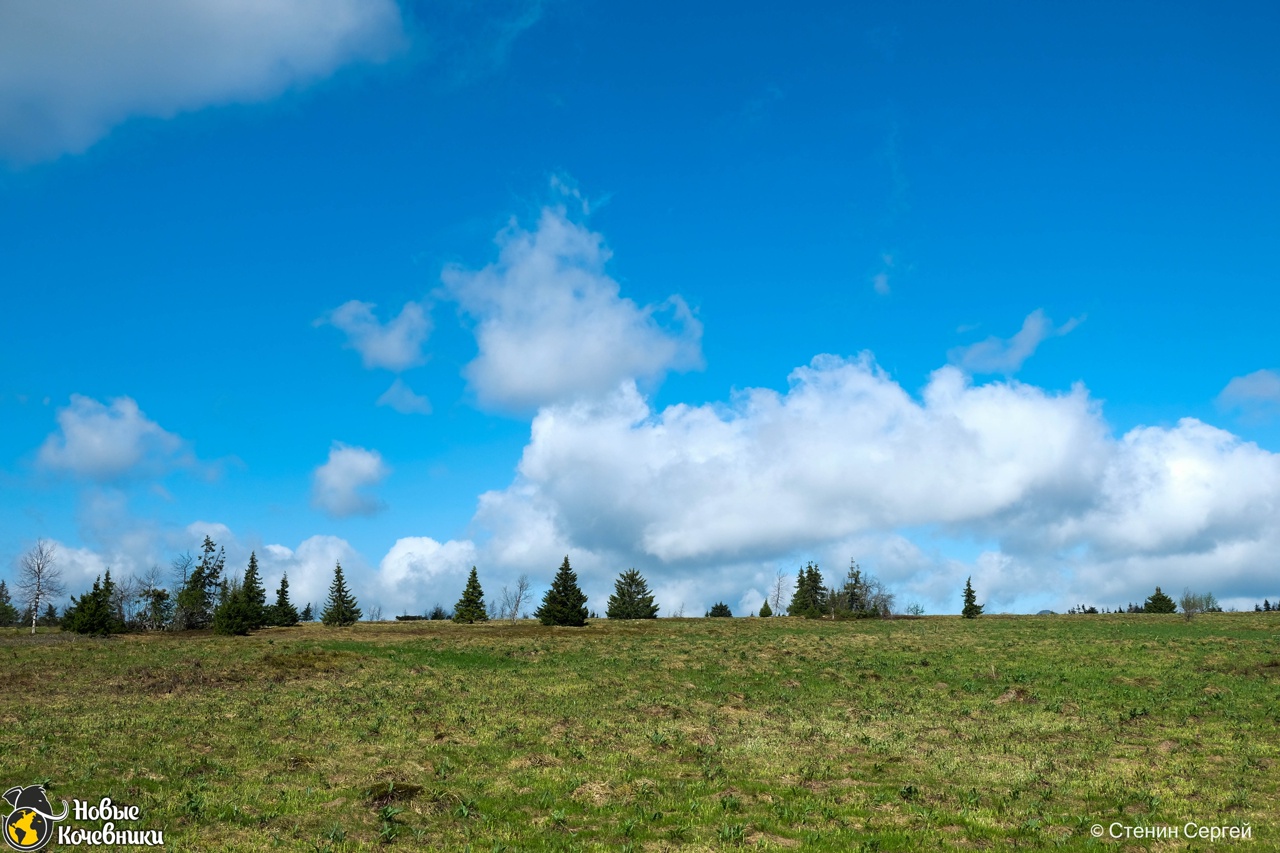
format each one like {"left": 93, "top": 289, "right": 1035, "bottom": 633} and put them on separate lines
{"left": 469, "top": 354, "right": 1280, "bottom": 613}
{"left": 0, "top": 0, "right": 406, "bottom": 163}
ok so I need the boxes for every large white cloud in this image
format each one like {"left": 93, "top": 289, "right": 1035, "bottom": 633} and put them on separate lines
{"left": 471, "top": 353, "right": 1280, "bottom": 614}
{"left": 257, "top": 535, "right": 364, "bottom": 614}
{"left": 0, "top": 0, "right": 406, "bottom": 162}
{"left": 440, "top": 206, "right": 703, "bottom": 410}
{"left": 482, "top": 357, "right": 1109, "bottom": 563}
{"left": 317, "top": 300, "right": 432, "bottom": 372}
{"left": 376, "top": 536, "right": 479, "bottom": 615}
{"left": 311, "top": 442, "right": 390, "bottom": 517}
{"left": 37, "top": 395, "right": 192, "bottom": 481}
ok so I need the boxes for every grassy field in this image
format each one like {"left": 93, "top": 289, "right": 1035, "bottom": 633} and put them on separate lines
{"left": 2, "top": 614, "right": 1277, "bottom": 851}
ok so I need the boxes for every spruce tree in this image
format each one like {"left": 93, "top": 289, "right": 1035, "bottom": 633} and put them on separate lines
{"left": 321, "top": 562, "right": 362, "bottom": 627}
{"left": 961, "top": 576, "right": 984, "bottom": 619}
{"left": 175, "top": 536, "right": 225, "bottom": 630}
{"left": 269, "top": 572, "right": 299, "bottom": 627}
{"left": 241, "top": 552, "right": 268, "bottom": 628}
{"left": 63, "top": 571, "right": 125, "bottom": 636}
{"left": 453, "top": 567, "right": 489, "bottom": 624}
{"left": 300, "top": 602, "right": 314, "bottom": 622}
{"left": 1143, "top": 586, "right": 1176, "bottom": 614}
{"left": 606, "top": 568, "right": 659, "bottom": 619}
{"left": 535, "top": 556, "right": 588, "bottom": 627}
{"left": 708, "top": 601, "right": 732, "bottom": 617}
{"left": 758, "top": 598, "right": 772, "bottom": 618}
{"left": 0, "top": 579, "right": 18, "bottom": 627}
{"left": 212, "top": 581, "right": 254, "bottom": 635}
{"left": 787, "top": 562, "right": 826, "bottom": 618}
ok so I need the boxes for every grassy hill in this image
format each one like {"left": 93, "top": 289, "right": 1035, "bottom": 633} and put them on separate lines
{"left": 2, "top": 614, "right": 1276, "bottom": 850}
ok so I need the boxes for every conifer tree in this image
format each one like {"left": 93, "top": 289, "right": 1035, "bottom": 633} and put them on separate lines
{"left": 758, "top": 598, "right": 772, "bottom": 618}
{"left": 241, "top": 552, "right": 267, "bottom": 628}
{"left": 787, "top": 562, "right": 826, "bottom": 618}
{"left": 212, "top": 580, "right": 255, "bottom": 635}
{"left": 63, "top": 571, "right": 125, "bottom": 635}
{"left": 1143, "top": 586, "right": 1176, "bottom": 614}
{"left": 175, "top": 536, "right": 225, "bottom": 630}
{"left": 535, "top": 556, "right": 588, "bottom": 627}
{"left": 321, "top": 562, "right": 362, "bottom": 627}
{"left": 453, "top": 566, "right": 489, "bottom": 624}
{"left": 0, "top": 579, "right": 18, "bottom": 627}
{"left": 708, "top": 601, "right": 732, "bottom": 617}
{"left": 300, "top": 602, "right": 314, "bottom": 622}
{"left": 606, "top": 568, "right": 659, "bottom": 619}
{"left": 961, "top": 576, "right": 984, "bottom": 619}
{"left": 269, "top": 572, "right": 299, "bottom": 626}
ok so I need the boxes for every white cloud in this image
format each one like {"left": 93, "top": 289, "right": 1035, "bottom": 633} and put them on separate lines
{"left": 471, "top": 352, "right": 1280, "bottom": 614}
{"left": 37, "top": 395, "right": 191, "bottom": 481}
{"left": 318, "top": 300, "right": 432, "bottom": 372}
{"left": 311, "top": 442, "right": 389, "bottom": 517}
{"left": 1218, "top": 369, "right": 1280, "bottom": 416}
{"left": 949, "top": 309, "right": 1083, "bottom": 374}
{"left": 0, "top": 0, "right": 405, "bottom": 163}
{"left": 440, "top": 206, "right": 703, "bottom": 410}
{"left": 377, "top": 378, "right": 432, "bottom": 415}
{"left": 258, "top": 534, "right": 364, "bottom": 613}
{"left": 375, "top": 536, "right": 478, "bottom": 615}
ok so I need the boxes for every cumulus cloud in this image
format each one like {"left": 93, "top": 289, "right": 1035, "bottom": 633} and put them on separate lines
{"left": 258, "top": 534, "right": 364, "bottom": 613}
{"left": 482, "top": 357, "right": 1108, "bottom": 563}
{"left": 949, "top": 309, "right": 1083, "bottom": 375}
{"left": 37, "top": 395, "right": 192, "bottom": 481}
{"left": 440, "top": 206, "right": 703, "bottom": 410}
{"left": 317, "top": 300, "right": 432, "bottom": 372}
{"left": 376, "top": 378, "right": 432, "bottom": 415}
{"left": 375, "top": 536, "right": 478, "bottom": 614}
{"left": 311, "top": 442, "right": 389, "bottom": 517}
{"left": 471, "top": 353, "right": 1280, "bottom": 614}
{"left": 0, "top": 0, "right": 405, "bottom": 163}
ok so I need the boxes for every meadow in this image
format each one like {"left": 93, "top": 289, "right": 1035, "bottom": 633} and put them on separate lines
{"left": 2, "top": 613, "right": 1277, "bottom": 851}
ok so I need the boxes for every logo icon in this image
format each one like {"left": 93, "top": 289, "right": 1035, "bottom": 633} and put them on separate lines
{"left": 3, "top": 786, "right": 68, "bottom": 852}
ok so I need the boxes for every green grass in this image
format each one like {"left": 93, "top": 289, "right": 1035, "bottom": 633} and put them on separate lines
{"left": 2, "top": 614, "right": 1277, "bottom": 850}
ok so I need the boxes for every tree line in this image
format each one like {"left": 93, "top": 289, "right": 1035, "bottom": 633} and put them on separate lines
{"left": 9, "top": 539, "right": 1270, "bottom": 634}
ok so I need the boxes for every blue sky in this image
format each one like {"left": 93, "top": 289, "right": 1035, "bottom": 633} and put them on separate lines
{"left": 2, "top": 0, "right": 1278, "bottom": 617}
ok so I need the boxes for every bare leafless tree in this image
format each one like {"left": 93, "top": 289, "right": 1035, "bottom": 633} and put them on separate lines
{"left": 17, "top": 539, "right": 65, "bottom": 635}
{"left": 367, "top": 604, "right": 383, "bottom": 622}
{"left": 498, "top": 574, "right": 531, "bottom": 622}
{"left": 770, "top": 567, "right": 789, "bottom": 614}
